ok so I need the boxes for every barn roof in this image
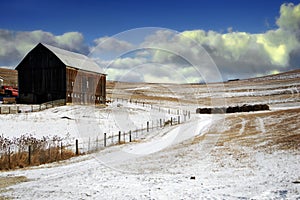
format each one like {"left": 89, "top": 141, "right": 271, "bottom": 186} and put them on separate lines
{"left": 41, "top": 43, "right": 104, "bottom": 74}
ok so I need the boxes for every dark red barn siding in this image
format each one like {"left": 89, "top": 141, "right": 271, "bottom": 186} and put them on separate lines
{"left": 66, "top": 68, "right": 106, "bottom": 104}
{"left": 16, "top": 44, "right": 66, "bottom": 104}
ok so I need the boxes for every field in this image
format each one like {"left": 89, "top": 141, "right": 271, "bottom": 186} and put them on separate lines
{"left": 0, "top": 69, "right": 299, "bottom": 199}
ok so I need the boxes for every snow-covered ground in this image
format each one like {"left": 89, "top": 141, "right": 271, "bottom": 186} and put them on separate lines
{"left": 0, "top": 73, "right": 300, "bottom": 199}
{"left": 0, "top": 101, "right": 299, "bottom": 199}
{"left": 0, "top": 110, "right": 299, "bottom": 199}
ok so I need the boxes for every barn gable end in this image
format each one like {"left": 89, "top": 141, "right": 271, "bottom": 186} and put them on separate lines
{"left": 16, "top": 43, "right": 106, "bottom": 104}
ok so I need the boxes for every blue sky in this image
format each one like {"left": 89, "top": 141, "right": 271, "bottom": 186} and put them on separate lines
{"left": 1, "top": 0, "right": 300, "bottom": 82}
{"left": 0, "top": 0, "right": 294, "bottom": 42}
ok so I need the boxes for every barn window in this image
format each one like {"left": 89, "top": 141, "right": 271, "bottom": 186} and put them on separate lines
{"left": 71, "top": 81, "right": 74, "bottom": 87}
{"left": 86, "top": 80, "right": 89, "bottom": 89}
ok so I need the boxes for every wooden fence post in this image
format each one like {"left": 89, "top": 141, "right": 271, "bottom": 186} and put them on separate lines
{"left": 147, "top": 121, "right": 149, "bottom": 132}
{"left": 129, "top": 131, "right": 132, "bottom": 142}
{"left": 160, "top": 119, "right": 162, "bottom": 128}
{"left": 118, "top": 131, "right": 121, "bottom": 144}
{"left": 60, "top": 142, "right": 63, "bottom": 159}
{"left": 28, "top": 145, "right": 31, "bottom": 165}
{"left": 178, "top": 116, "right": 180, "bottom": 124}
{"left": 188, "top": 111, "right": 191, "bottom": 119}
{"left": 75, "top": 139, "right": 79, "bottom": 155}
{"left": 104, "top": 133, "right": 107, "bottom": 147}
{"left": 8, "top": 147, "right": 11, "bottom": 169}
{"left": 170, "top": 117, "right": 173, "bottom": 126}
{"left": 48, "top": 143, "right": 51, "bottom": 161}
{"left": 96, "top": 136, "right": 99, "bottom": 150}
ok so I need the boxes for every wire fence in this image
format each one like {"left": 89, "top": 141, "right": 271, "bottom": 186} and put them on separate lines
{"left": 0, "top": 98, "right": 191, "bottom": 170}
{"left": 76, "top": 113, "right": 188, "bottom": 154}
{"left": 0, "top": 99, "right": 66, "bottom": 114}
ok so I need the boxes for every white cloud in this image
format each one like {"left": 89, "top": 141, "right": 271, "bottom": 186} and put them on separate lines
{"left": 178, "top": 2, "right": 300, "bottom": 80}
{"left": 276, "top": 3, "right": 300, "bottom": 32}
{"left": 1, "top": 3, "right": 300, "bottom": 83}
{"left": 90, "top": 36, "right": 135, "bottom": 61}
{"left": 0, "top": 29, "right": 88, "bottom": 67}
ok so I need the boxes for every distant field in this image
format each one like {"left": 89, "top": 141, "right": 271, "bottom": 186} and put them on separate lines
{"left": 0, "top": 69, "right": 299, "bottom": 199}
{"left": 107, "top": 69, "right": 300, "bottom": 107}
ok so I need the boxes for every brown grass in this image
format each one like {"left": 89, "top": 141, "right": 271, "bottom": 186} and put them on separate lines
{"left": 106, "top": 71, "right": 300, "bottom": 107}
{"left": 0, "top": 176, "right": 28, "bottom": 200}
{"left": 187, "top": 108, "right": 300, "bottom": 169}
{"left": 0, "top": 146, "right": 75, "bottom": 171}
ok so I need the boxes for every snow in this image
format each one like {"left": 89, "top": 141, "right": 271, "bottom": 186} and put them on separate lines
{"left": 42, "top": 43, "right": 103, "bottom": 74}
{"left": 125, "top": 86, "right": 151, "bottom": 91}
{"left": 0, "top": 79, "right": 300, "bottom": 199}
{"left": 124, "top": 118, "right": 210, "bottom": 155}
{"left": 0, "top": 130, "right": 299, "bottom": 199}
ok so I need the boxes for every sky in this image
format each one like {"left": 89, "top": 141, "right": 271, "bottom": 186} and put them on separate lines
{"left": 1, "top": 0, "right": 300, "bottom": 83}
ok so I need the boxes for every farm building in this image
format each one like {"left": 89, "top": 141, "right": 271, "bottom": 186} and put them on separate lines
{"left": 16, "top": 43, "right": 106, "bottom": 104}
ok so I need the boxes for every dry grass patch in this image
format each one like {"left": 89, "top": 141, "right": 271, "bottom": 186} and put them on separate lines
{"left": 0, "top": 176, "right": 29, "bottom": 199}
{"left": 0, "top": 147, "right": 76, "bottom": 171}
{"left": 190, "top": 108, "right": 300, "bottom": 168}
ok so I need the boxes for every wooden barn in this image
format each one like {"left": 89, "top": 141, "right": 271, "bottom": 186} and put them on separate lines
{"left": 16, "top": 43, "right": 106, "bottom": 104}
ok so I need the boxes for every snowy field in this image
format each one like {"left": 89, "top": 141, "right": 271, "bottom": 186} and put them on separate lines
{"left": 0, "top": 71, "right": 300, "bottom": 199}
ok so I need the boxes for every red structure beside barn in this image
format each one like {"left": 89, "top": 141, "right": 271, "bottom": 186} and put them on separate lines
{"left": 16, "top": 43, "right": 106, "bottom": 104}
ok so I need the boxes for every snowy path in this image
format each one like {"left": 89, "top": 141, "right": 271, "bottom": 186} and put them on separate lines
{"left": 0, "top": 110, "right": 299, "bottom": 199}
{"left": 0, "top": 115, "right": 217, "bottom": 199}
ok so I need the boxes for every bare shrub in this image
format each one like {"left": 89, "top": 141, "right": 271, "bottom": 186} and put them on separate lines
{"left": 0, "top": 134, "right": 75, "bottom": 170}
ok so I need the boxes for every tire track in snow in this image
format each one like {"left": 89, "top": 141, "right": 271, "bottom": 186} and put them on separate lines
{"left": 239, "top": 117, "right": 247, "bottom": 135}
{"left": 256, "top": 117, "right": 266, "bottom": 134}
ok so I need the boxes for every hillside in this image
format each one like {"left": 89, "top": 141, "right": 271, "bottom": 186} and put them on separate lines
{"left": 0, "top": 69, "right": 299, "bottom": 199}
{"left": 106, "top": 69, "right": 300, "bottom": 107}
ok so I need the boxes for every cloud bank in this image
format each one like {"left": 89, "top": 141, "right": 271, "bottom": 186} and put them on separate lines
{"left": 0, "top": 30, "right": 88, "bottom": 67}
{"left": 91, "top": 2, "right": 300, "bottom": 82}
{"left": 1, "top": 3, "right": 300, "bottom": 83}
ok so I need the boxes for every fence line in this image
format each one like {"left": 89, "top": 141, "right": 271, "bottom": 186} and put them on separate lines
{"left": 0, "top": 99, "right": 66, "bottom": 114}
{"left": 112, "top": 97, "right": 191, "bottom": 117}
{"left": 0, "top": 97, "right": 192, "bottom": 169}
{"left": 74, "top": 117, "right": 184, "bottom": 154}
{"left": 0, "top": 111, "right": 190, "bottom": 170}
